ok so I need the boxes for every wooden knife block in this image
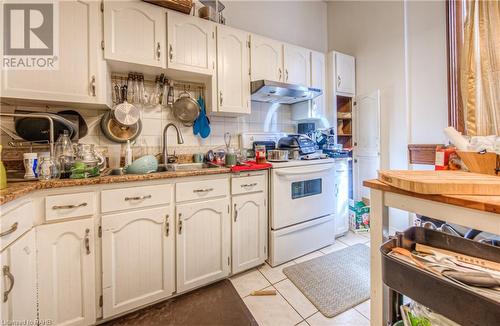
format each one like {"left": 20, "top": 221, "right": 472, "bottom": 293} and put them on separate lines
{"left": 456, "top": 151, "right": 500, "bottom": 176}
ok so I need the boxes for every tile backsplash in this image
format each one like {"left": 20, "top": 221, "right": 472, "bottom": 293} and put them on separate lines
{"left": 0, "top": 101, "right": 297, "bottom": 158}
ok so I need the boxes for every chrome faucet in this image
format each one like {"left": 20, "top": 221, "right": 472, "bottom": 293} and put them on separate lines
{"left": 162, "top": 123, "right": 184, "bottom": 164}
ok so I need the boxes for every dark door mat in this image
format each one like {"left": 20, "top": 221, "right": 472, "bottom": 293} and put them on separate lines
{"left": 103, "top": 279, "right": 258, "bottom": 326}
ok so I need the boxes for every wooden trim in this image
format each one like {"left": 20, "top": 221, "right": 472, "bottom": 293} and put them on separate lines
{"left": 446, "top": 0, "right": 465, "bottom": 133}
{"left": 408, "top": 144, "right": 442, "bottom": 165}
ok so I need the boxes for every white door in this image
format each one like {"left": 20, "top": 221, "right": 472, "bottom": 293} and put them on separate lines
{"left": 284, "top": 44, "right": 310, "bottom": 86}
{"left": 335, "top": 52, "right": 355, "bottom": 95}
{"left": 1, "top": 0, "right": 106, "bottom": 104}
{"left": 334, "top": 160, "right": 350, "bottom": 236}
{"left": 353, "top": 91, "right": 381, "bottom": 200}
{"left": 232, "top": 193, "right": 267, "bottom": 274}
{"left": 104, "top": 1, "right": 166, "bottom": 67}
{"left": 176, "top": 198, "right": 230, "bottom": 293}
{"left": 217, "top": 26, "right": 251, "bottom": 114}
{"left": 37, "top": 219, "right": 96, "bottom": 326}
{"left": 101, "top": 206, "right": 175, "bottom": 318}
{"left": 167, "top": 11, "right": 216, "bottom": 75}
{"left": 0, "top": 230, "right": 37, "bottom": 322}
{"left": 250, "top": 35, "right": 283, "bottom": 82}
{"left": 310, "top": 50, "right": 326, "bottom": 118}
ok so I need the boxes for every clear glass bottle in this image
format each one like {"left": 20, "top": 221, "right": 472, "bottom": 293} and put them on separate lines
{"left": 55, "top": 130, "right": 74, "bottom": 178}
{"left": 37, "top": 156, "right": 60, "bottom": 181}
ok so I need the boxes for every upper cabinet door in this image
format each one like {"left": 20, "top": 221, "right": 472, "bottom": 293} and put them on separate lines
{"left": 216, "top": 26, "right": 251, "bottom": 114}
{"left": 37, "top": 218, "right": 96, "bottom": 326}
{"left": 310, "top": 50, "right": 326, "bottom": 117}
{"left": 176, "top": 198, "right": 230, "bottom": 293}
{"left": 284, "top": 44, "right": 310, "bottom": 86}
{"left": 167, "top": 11, "right": 216, "bottom": 75}
{"left": 101, "top": 206, "right": 175, "bottom": 318}
{"left": 335, "top": 52, "right": 355, "bottom": 95}
{"left": 104, "top": 1, "right": 166, "bottom": 68}
{"left": 1, "top": 0, "right": 106, "bottom": 104}
{"left": 250, "top": 35, "right": 283, "bottom": 82}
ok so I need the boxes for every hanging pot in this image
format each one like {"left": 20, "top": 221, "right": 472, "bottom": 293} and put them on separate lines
{"left": 100, "top": 111, "right": 142, "bottom": 143}
{"left": 173, "top": 91, "right": 200, "bottom": 127}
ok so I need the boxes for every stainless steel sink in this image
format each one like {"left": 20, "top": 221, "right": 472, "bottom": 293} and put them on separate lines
{"left": 165, "top": 162, "right": 221, "bottom": 171}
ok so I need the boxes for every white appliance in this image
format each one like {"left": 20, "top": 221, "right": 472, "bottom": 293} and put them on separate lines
{"left": 240, "top": 133, "right": 336, "bottom": 267}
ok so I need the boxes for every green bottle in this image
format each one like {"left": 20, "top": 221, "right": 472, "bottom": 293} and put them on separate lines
{"left": 0, "top": 145, "right": 7, "bottom": 190}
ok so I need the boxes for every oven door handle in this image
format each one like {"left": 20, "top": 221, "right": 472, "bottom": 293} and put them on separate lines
{"left": 274, "top": 166, "right": 334, "bottom": 176}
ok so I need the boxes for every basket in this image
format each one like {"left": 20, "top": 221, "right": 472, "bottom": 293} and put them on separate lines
{"left": 143, "top": 0, "right": 193, "bottom": 14}
{"left": 456, "top": 151, "right": 500, "bottom": 175}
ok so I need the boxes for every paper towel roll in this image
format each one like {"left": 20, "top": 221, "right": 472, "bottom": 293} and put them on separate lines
{"left": 444, "top": 127, "right": 470, "bottom": 151}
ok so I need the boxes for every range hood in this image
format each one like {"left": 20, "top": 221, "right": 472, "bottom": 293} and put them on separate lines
{"left": 250, "top": 80, "right": 322, "bottom": 105}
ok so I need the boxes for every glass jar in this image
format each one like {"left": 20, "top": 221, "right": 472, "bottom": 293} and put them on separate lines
{"left": 255, "top": 145, "right": 267, "bottom": 164}
{"left": 37, "top": 156, "right": 60, "bottom": 181}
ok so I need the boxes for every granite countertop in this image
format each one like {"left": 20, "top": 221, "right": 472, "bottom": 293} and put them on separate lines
{"left": 0, "top": 167, "right": 231, "bottom": 206}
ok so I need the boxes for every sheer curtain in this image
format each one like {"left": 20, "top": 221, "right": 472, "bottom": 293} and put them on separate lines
{"left": 461, "top": 0, "right": 500, "bottom": 136}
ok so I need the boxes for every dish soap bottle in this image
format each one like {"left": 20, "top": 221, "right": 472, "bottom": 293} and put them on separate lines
{"left": 0, "top": 145, "right": 7, "bottom": 190}
{"left": 124, "top": 140, "right": 133, "bottom": 167}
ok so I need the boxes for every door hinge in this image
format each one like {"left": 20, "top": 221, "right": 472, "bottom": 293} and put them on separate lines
{"left": 99, "top": 295, "right": 103, "bottom": 307}
{"left": 101, "top": 40, "right": 104, "bottom": 50}
{"left": 100, "top": 1, "right": 104, "bottom": 12}
{"left": 98, "top": 225, "right": 102, "bottom": 238}
{"left": 227, "top": 256, "right": 231, "bottom": 266}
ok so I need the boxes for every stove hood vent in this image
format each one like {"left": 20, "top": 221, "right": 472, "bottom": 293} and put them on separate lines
{"left": 250, "top": 80, "right": 322, "bottom": 105}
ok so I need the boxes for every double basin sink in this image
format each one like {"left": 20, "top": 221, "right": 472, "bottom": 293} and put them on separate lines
{"left": 107, "top": 162, "right": 223, "bottom": 175}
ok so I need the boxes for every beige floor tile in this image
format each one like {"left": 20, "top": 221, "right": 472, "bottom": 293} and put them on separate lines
{"left": 337, "top": 232, "right": 370, "bottom": 246}
{"left": 275, "top": 279, "right": 318, "bottom": 318}
{"left": 294, "top": 251, "right": 324, "bottom": 264}
{"left": 244, "top": 286, "right": 303, "bottom": 326}
{"left": 354, "top": 300, "right": 370, "bottom": 320}
{"left": 296, "top": 321, "right": 309, "bottom": 326}
{"left": 320, "top": 242, "right": 348, "bottom": 254}
{"left": 359, "top": 231, "right": 371, "bottom": 239}
{"left": 258, "top": 261, "right": 296, "bottom": 284}
{"left": 306, "top": 308, "right": 370, "bottom": 326}
{"left": 230, "top": 269, "right": 271, "bottom": 297}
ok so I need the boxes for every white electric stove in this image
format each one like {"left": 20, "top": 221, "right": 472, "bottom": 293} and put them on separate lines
{"left": 240, "top": 133, "right": 336, "bottom": 266}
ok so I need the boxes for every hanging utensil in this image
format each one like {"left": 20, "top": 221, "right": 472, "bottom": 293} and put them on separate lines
{"left": 224, "top": 132, "right": 231, "bottom": 151}
{"left": 198, "top": 94, "right": 211, "bottom": 138}
{"left": 172, "top": 91, "right": 200, "bottom": 127}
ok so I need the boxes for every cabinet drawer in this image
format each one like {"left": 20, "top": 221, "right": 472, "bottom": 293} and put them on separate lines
{"left": 45, "top": 192, "right": 95, "bottom": 221}
{"left": 176, "top": 178, "right": 228, "bottom": 203}
{"left": 231, "top": 174, "right": 266, "bottom": 195}
{"left": 101, "top": 184, "right": 172, "bottom": 213}
{"left": 1, "top": 201, "right": 34, "bottom": 251}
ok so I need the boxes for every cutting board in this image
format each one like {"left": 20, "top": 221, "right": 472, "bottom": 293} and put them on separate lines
{"left": 378, "top": 170, "right": 500, "bottom": 195}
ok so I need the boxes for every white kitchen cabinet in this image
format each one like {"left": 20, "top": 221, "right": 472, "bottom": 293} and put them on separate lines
{"left": 176, "top": 198, "right": 230, "bottom": 293}
{"left": 0, "top": 230, "right": 37, "bottom": 323}
{"left": 284, "top": 44, "right": 310, "bottom": 86}
{"left": 167, "top": 11, "right": 216, "bottom": 75}
{"left": 334, "top": 159, "right": 350, "bottom": 237}
{"left": 335, "top": 52, "right": 355, "bottom": 95}
{"left": 250, "top": 35, "right": 284, "bottom": 82}
{"left": 101, "top": 206, "right": 175, "bottom": 318}
{"left": 1, "top": 0, "right": 106, "bottom": 105}
{"left": 216, "top": 25, "right": 251, "bottom": 115}
{"left": 311, "top": 50, "right": 326, "bottom": 116}
{"left": 37, "top": 218, "right": 96, "bottom": 326}
{"left": 104, "top": 1, "right": 166, "bottom": 68}
{"left": 232, "top": 192, "right": 267, "bottom": 274}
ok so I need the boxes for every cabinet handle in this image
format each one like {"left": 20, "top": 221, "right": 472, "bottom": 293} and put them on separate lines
{"left": 90, "top": 75, "right": 96, "bottom": 97}
{"left": 165, "top": 214, "right": 170, "bottom": 237}
{"left": 124, "top": 195, "right": 152, "bottom": 201}
{"left": 178, "top": 214, "right": 183, "bottom": 234}
{"left": 52, "top": 202, "right": 87, "bottom": 210}
{"left": 193, "top": 188, "right": 213, "bottom": 193}
{"left": 84, "top": 228, "right": 90, "bottom": 255}
{"left": 2, "top": 266, "right": 14, "bottom": 303}
{"left": 240, "top": 183, "right": 257, "bottom": 188}
{"left": 0, "top": 222, "right": 18, "bottom": 237}
{"left": 337, "top": 75, "right": 341, "bottom": 88}
{"left": 219, "top": 91, "right": 223, "bottom": 106}
{"left": 278, "top": 68, "right": 282, "bottom": 81}
{"left": 169, "top": 44, "right": 173, "bottom": 61}
{"left": 157, "top": 42, "right": 161, "bottom": 60}
{"left": 285, "top": 69, "right": 288, "bottom": 82}
{"left": 234, "top": 203, "right": 238, "bottom": 222}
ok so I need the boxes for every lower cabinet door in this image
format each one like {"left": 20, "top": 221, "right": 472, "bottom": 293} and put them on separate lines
{"left": 0, "top": 229, "right": 37, "bottom": 323}
{"left": 101, "top": 206, "right": 175, "bottom": 318}
{"left": 176, "top": 198, "right": 230, "bottom": 293}
{"left": 37, "top": 219, "right": 96, "bottom": 326}
{"left": 232, "top": 193, "right": 267, "bottom": 274}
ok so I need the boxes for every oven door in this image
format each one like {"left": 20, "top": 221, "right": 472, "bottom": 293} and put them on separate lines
{"left": 271, "top": 162, "right": 335, "bottom": 230}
